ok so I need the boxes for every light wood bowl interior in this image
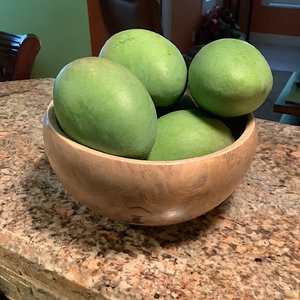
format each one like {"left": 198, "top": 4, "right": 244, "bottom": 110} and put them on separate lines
{"left": 43, "top": 101, "right": 257, "bottom": 226}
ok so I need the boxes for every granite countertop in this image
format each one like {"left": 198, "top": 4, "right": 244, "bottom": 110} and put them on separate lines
{"left": 0, "top": 79, "right": 299, "bottom": 300}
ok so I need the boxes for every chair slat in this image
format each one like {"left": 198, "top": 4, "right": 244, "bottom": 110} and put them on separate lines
{"left": 0, "top": 40, "right": 21, "bottom": 47}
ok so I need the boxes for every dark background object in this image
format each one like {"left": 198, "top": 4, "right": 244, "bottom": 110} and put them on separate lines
{"left": 100, "top": 0, "right": 163, "bottom": 36}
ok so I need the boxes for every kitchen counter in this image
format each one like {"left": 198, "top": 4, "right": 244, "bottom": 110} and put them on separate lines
{"left": 0, "top": 79, "right": 299, "bottom": 300}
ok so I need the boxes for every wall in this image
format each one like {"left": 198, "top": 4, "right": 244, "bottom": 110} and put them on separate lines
{"left": 251, "top": 0, "right": 300, "bottom": 36}
{"left": 0, "top": 0, "right": 92, "bottom": 78}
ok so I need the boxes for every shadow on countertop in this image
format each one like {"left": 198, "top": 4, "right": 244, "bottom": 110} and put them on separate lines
{"left": 19, "top": 154, "right": 233, "bottom": 255}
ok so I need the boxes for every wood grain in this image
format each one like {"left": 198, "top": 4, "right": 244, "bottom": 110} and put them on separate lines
{"left": 43, "top": 102, "right": 258, "bottom": 226}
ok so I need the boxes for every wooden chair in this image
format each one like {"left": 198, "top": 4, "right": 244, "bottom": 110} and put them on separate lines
{"left": 0, "top": 31, "right": 41, "bottom": 81}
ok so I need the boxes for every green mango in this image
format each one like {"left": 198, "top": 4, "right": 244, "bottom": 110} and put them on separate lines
{"left": 53, "top": 57, "right": 157, "bottom": 159}
{"left": 189, "top": 38, "right": 273, "bottom": 117}
{"left": 99, "top": 29, "right": 187, "bottom": 107}
{"left": 148, "top": 109, "right": 235, "bottom": 161}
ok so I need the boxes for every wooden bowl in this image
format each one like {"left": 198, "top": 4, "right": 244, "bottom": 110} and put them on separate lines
{"left": 43, "top": 102, "right": 257, "bottom": 226}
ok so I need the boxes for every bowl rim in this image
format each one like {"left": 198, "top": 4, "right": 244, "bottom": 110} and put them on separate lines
{"left": 44, "top": 101, "right": 257, "bottom": 166}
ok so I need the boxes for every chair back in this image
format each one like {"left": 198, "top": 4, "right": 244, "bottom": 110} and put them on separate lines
{"left": 0, "top": 31, "right": 41, "bottom": 81}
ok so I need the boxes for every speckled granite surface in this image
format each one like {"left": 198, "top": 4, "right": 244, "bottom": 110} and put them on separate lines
{"left": 0, "top": 79, "right": 299, "bottom": 300}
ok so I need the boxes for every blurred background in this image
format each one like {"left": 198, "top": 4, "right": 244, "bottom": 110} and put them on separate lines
{"left": 1, "top": 0, "right": 299, "bottom": 121}
{"left": 1, "top": 0, "right": 299, "bottom": 78}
